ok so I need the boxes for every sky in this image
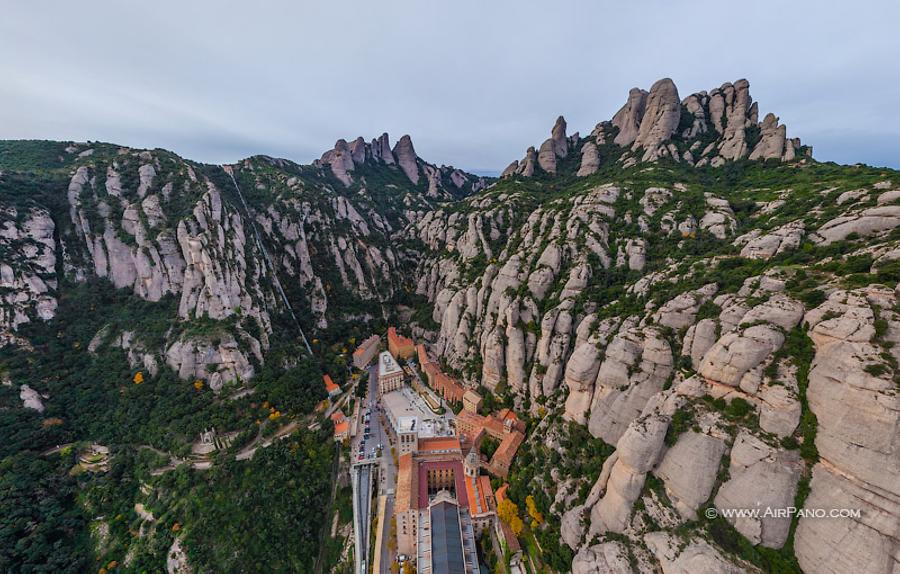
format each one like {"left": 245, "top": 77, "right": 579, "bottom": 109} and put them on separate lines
{"left": 2, "top": 1, "right": 899, "bottom": 172}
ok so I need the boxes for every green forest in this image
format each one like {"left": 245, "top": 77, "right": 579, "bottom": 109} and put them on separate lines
{"left": 0, "top": 277, "right": 335, "bottom": 572}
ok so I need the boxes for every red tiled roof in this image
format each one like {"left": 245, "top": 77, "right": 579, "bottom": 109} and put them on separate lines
{"left": 323, "top": 374, "right": 339, "bottom": 393}
{"left": 418, "top": 436, "right": 462, "bottom": 453}
{"left": 417, "top": 343, "right": 431, "bottom": 365}
{"left": 330, "top": 411, "right": 346, "bottom": 423}
{"left": 353, "top": 334, "right": 379, "bottom": 355}
{"left": 491, "top": 430, "right": 524, "bottom": 471}
{"left": 388, "top": 327, "right": 414, "bottom": 351}
{"left": 466, "top": 474, "right": 495, "bottom": 517}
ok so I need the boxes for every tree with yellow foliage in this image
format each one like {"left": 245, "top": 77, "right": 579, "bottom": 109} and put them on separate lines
{"left": 497, "top": 498, "right": 524, "bottom": 536}
{"left": 193, "top": 380, "right": 204, "bottom": 391}
{"left": 402, "top": 561, "right": 416, "bottom": 574}
{"left": 525, "top": 495, "right": 544, "bottom": 527}
{"left": 132, "top": 371, "right": 144, "bottom": 385}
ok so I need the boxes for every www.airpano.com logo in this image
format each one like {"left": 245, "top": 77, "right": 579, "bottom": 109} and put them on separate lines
{"left": 705, "top": 506, "right": 862, "bottom": 520}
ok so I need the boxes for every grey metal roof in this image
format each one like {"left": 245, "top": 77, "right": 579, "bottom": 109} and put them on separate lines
{"left": 430, "top": 501, "right": 465, "bottom": 574}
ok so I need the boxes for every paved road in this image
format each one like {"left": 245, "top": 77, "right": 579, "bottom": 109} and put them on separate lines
{"left": 351, "top": 363, "right": 393, "bottom": 574}
{"left": 365, "top": 363, "right": 398, "bottom": 572}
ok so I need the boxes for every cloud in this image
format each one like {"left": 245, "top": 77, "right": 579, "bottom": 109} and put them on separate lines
{"left": 1, "top": 0, "right": 898, "bottom": 169}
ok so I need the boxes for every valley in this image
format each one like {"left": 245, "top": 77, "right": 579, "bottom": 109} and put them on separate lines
{"left": 0, "top": 77, "right": 898, "bottom": 574}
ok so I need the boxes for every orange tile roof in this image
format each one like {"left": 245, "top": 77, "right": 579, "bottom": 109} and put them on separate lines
{"left": 465, "top": 475, "right": 494, "bottom": 517}
{"left": 456, "top": 410, "right": 483, "bottom": 426}
{"left": 495, "top": 483, "right": 509, "bottom": 503}
{"left": 478, "top": 475, "right": 494, "bottom": 505}
{"left": 483, "top": 415, "right": 506, "bottom": 437}
{"left": 494, "top": 430, "right": 524, "bottom": 463}
{"left": 498, "top": 408, "right": 517, "bottom": 421}
{"left": 417, "top": 436, "right": 462, "bottom": 453}
{"left": 388, "top": 327, "right": 414, "bottom": 348}
{"left": 354, "top": 334, "right": 379, "bottom": 352}
{"left": 396, "top": 453, "right": 415, "bottom": 513}
{"left": 416, "top": 343, "right": 431, "bottom": 365}
{"left": 330, "top": 411, "right": 346, "bottom": 423}
{"left": 334, "top": 420, "right": 349, "bottom": 436}
{"left": 323, "top": 374, "right": 339, "bottom": 393}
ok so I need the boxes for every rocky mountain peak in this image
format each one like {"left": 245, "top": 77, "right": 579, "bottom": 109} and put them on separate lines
{"left": 372, "top": 132, "right": 395, "bottom": 165}
{"left": 503, "top": 77, "right": 811, "bottom": 179}
{"left": 631, "top": 77, "right": 681, "bottom": 162}
{"left": 316, "top": 132, "right": 485, "bottom": 197}
{"left": 611, "top": 87, "right": 648, "bottom": 146}
{"left": 392, "top": 134, "right": 419, "bottom": 184}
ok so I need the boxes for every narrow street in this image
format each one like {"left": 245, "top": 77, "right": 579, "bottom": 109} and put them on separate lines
{"left": 351, "top": 362, "right": 398, "bottom": 574}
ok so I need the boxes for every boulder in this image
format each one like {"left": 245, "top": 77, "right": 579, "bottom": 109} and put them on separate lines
{"left": 736, "top": 220, "right": 805, "bottom": 260}
{"left": 713, "top": 432, "right": 802, "bottom": 548}
{"left": 644, "top": 532, "right": 753, "bottom": 574}
{"left": 698, "top": 324, "right": 784, "bottom": 387}
{"left": 655, "top": 431, "right": 726, "bottom": 519}
{"left": 572, "top": 542, "right": 634, "bottom": 574}
{"left": 814, "top": 206, "right": 900, "bottom": 244}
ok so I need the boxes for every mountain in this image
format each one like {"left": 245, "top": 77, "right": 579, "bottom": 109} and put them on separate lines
{"left": 0, "top": 78, "right": 898, "bottom": 574}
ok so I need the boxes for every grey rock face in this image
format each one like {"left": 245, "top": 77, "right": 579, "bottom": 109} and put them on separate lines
{"left": 537, "top": 138, "right": 557, "bottom": 174}
{"left": 794, "top": 287, "right": 900, "bottom": 574}
{"left": 632, "top": 78, "right": 681, "bottom": 162}
{"left": 612, "top": 88, "right": 648, "bottom": 147}
{"left": 392, "top": 135, "right": 420, "bottom": 184}
{"left": 813, "top": 205, "right": 900, "bottom": 244}
{"left": 321, "top": 139, "right": 355, "bottom": 187}
{"left": 577, "top": 141, "right": 600, "bottom": 177}
{"left": 644, "top": 532, "right": 755, "bottom": 574}
{"left": 0, "top": 206, "right": 58, "bottom": 343}
{"left": 714, "top": 432, "right": 802, "bottom": 548}
{"left": 551, "top": 115, "right": 569, "bottom": 158}
{"left": 371, "top": 132, "right": 395, "bottom": 164}
{"left": 655, "top": 431, "right": 726, "bottom": 520}
{"left": 735, "top": 220, "right": 805, "bottom": 259}
{"left": 572, "top": 542, "right": 634, "bottom": 574}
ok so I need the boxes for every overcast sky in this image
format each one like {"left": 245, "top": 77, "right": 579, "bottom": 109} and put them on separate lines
{"left": 2, "top": 1, "right": 898, "bottom": 172}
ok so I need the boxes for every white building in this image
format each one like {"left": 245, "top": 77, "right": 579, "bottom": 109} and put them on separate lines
{"left": 378, "top": 351, "right": 404, "bottom": 394}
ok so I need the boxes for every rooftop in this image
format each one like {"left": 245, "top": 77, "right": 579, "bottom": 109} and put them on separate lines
{"left": 398, "top": 416, "right": 418, "bottom": 433}
{"left": 430, "top": 499, "right": 466, "bottom": 574}
{"left": 418, "top": 436, "right": 462, "bottom": 454}
{"left": 465, "top": 475, "right": 494, "bottom": 518}
{"left": 383, "top": 387, "right": 455, "bottom": 438}
{"left": 352, "top": 334, "right": 380, "bottom": 357}
{"left": 388, "top": 326, "right": 415, "bottom": 349}
{"left": 396, "top": 453, "right": 416, "bottom": 513}
{"left": 323, "top": 374, "right": 339, "bottom": 393}
{"left": 417, "top": 343, "right": 431, "bottom": 365}
{"left": 378, "top": 351, "right": 403, "bottom": 378}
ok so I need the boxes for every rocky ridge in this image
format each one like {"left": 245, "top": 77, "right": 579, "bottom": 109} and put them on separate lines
{"left": 503, "top": 78, "right": 811, "bottom": 181}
